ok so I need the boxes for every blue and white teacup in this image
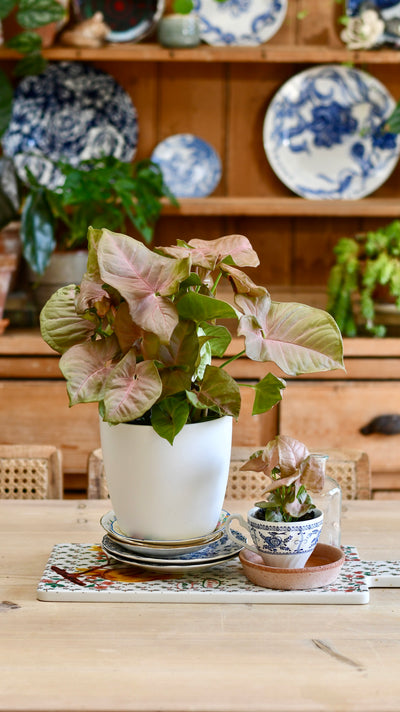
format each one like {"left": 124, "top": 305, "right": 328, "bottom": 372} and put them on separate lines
{"left": 225, "top": 507, "right": 324, "bottom": 569}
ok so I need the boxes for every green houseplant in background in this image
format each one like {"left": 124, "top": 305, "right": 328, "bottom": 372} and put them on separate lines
{"left": 20, "top": 155, "right": 177, "bottom": 276}
{"left": 39, "top": 228, "right": 344, "bottom": 540}
{"left": 327, "top": 219, "right": 400, "bottom": 337}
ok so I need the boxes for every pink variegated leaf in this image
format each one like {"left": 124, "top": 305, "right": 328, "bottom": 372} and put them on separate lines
{"left": 97, "top": 229, "right": 190, "bottom": 342}
{"left": 75, "top": 277, "right": 111, "bottom": 314}
{"left": 300, "top": 454, "right": 327, "bottom": 494}
{"left": 237, "top": 298, "right": 344, "bottom": 375}
{"left": 220, "top": 264, "right": 268, "bottom": 296}
{"left": 40, "top": 284, "right": 96, "bottom": 355}
{"left": 104, "top": 350, "right": 162, "bottom": 423}
{"left": 157, "top": 234, "right": 259, "bottom": 270}
{"left": 240, "top": 435, "right": 309, "bottom": 477}
{"left": 59, "top": 336, "right": 120, "bottom": 405}
{"left": 260, "top": 471, "right": 301, "bottom": 494}
{"left": 113, "top": 302, "right": 143, "bottom": 355}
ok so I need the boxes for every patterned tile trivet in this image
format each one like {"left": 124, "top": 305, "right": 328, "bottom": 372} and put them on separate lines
{"left": 36, "top": 544, "right": 400, "bottom": 604}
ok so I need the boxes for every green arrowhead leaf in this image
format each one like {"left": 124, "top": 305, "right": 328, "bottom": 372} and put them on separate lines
{"left": 151, "top": 395, "right": 190, "bottom": 445}
{"left": 6, "top": 30, "right": 42, "bottom": 52}
{"left": 0, "top": 70, "right": 13, "bottom": 139}
{"left": 177, "top": 292, "right": 237, "bottom": 322}
{"left": 199, "top": 322, "right": 232, "bottom": 357}
{"left": 0, "top": 1, "right": 16, "bottom": 20}
{"left": 251, "top": 373, "right": 286, "bottom": 415}
{"left": 197, "top": 365, "right": 241, "bottom": 418}
{"left": 21, "top": 189, "right": 56, "bottom": 275}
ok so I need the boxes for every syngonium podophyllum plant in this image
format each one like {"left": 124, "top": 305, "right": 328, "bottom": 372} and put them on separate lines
{"left": 241, "top": 435, "right": 327, "bottom": 522}
{"left": 40, "top": 228, "right": 344, "bottom": 444}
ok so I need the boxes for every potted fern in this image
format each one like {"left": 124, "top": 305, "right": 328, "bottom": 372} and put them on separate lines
{"left": 40, "top": 227, "right": 344, "bottom": 541}
{"left": 327, "top": 219, "right": 400, "bottom": 337}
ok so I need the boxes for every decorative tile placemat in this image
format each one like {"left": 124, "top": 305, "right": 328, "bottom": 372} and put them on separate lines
{"left": 36, "top": 544, "right": 400, "bottom": 604}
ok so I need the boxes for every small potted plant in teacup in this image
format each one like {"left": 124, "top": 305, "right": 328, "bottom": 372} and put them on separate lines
{"left": 225, "top": 435, "right": 328, "bottom": 570}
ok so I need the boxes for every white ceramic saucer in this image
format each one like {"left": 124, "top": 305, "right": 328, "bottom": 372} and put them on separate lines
{"left": 101, "top": 530, "right": 245, "bottom": 573}
{"left": 100, "top": 510, "right": 229, "bottom": 558}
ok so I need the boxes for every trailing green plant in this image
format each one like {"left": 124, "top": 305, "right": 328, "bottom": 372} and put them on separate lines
{"left": 240, "top": 435, "right": 326, "bottom": 522}
{"left": 20, "top": 155, "right": 177, "bottom": 275}
{"left": 327, "top": 219, "right": 400, "bottom": 337}
{"left": 40, "top": 228, "right": 344, "bottom": 444}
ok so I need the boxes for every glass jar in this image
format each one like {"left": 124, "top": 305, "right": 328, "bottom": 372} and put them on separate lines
{"left": 312, "top": 475, "right": 342, "bottom": 547}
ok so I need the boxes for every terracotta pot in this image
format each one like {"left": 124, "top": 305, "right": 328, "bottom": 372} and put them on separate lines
{"left": 29, "top": 249, "right": 88, "bottom": 309}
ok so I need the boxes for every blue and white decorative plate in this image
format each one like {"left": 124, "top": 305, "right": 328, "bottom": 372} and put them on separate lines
{"left": 101, "top": 531, "right": 245, "bottom": 572}
{"left": 150, "top": 134, "right": 222, "bottom": 198}
{"left": 192, "top": 0, "right": 287, "bottom": 46}
{"left": 263, "top": 64, "right": 400, "bottom": 200}
{"left": 101, "top": 509, "right": 229, "bottom": 557}
{"left": 2, "top": 62, "right": 138, "bottom": 190}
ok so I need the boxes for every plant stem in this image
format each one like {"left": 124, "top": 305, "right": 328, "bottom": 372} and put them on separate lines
{"left": 218, "top": 349, "right": 246, "bottom": 369}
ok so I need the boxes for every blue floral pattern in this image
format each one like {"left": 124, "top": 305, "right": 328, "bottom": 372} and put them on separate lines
{"left": 263, "top": 65, "right": 400, "bottom": 200}
{"left": 2, "top": 62, "right": 138, "bottom": 190}
{"left": 192, "top": 0, "right": 287, "bottom": 46}
{"left": 150, "top": 134, "right": 222, "bottom": 198}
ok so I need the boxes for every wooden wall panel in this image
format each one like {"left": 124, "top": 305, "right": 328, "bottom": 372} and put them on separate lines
{"left": 295, "top": 0, "right": 342, "bottom": 47}
{"left": 95, "top": 61, "right": 159, "bottom": 160}
{"left": 232, "top": 216, "right": 292, "bottom": 285}
{"left": 292, "top": 217, "right": 363, "bottom": 286}
{"left": 279, "top": 381, "right": 400, "bottom": 474}
{"left": 227, "top": 63, "right": 294, "bottom": 196}
{"left": 0, "top": 382, "right": 100, "bottom": 475}
{"left": 157, "top": 64, "right": 226, "bottom": 194}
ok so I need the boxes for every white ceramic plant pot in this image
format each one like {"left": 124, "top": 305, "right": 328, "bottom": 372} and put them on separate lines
{"left": 99, "top": 415, "right": 233, "bottom": 541}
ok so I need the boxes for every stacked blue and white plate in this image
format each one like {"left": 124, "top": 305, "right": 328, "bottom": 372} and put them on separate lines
{"left": 100, "top": 510, "right": 245, "bottom": 573}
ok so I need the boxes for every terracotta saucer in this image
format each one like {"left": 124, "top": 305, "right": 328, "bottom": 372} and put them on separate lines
{"left": 239, "top": 543, "right": 345, "bottom": 590}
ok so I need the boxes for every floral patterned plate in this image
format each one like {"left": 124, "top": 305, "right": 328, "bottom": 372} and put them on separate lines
{"left": 263, "top": 64, "right": 400, "bottom": 200}
{"left": 192, "top": 0, "right": 287, "bottom": 46}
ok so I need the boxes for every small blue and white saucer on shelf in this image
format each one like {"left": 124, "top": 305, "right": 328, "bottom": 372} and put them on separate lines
{"left": 192, "top": 0, "right": 287, "bottom": 46}
{"left": 150, "top": 134, "right": 222, "bottom": 198}
{"left": 263, "top": 64, "right": 400, "bottom": 200}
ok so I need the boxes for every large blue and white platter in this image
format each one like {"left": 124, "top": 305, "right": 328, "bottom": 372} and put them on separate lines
{"left": 150, "top": 134, "right": 222, "bottom": 198}
{"left": 2, "top": 62, "right": 138, "bottom": 190}
{"left": 192, "top": 0, "right": 287, "bottom": 46}
{"left": 263, "top": 64, "right": 400, "bottom": 200}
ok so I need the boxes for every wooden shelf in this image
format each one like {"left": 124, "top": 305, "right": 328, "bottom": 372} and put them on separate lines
{"left": 1, "top": 43, "right": 400, "bottom": 64}
{"left": 161, "top": 196, "right": 400, "bottom": 217}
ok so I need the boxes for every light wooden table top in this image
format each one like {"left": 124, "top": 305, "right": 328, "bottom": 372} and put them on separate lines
{"left": 1, "top": 498, "right": 400, "bottom": 712}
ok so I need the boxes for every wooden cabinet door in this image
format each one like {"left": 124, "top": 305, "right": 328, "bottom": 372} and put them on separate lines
{"left": 279, "top": 381, "right": 400, "bottom": 475}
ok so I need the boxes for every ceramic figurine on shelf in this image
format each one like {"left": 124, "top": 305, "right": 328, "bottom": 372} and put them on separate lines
{"left": 59, "top": 12, "right": 111, "bottom": 48}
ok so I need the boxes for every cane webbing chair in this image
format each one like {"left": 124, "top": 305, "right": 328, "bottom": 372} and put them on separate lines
{"left": 0, "top": 445, "right": 63, "bottom": 499}
{"left": 226, "top": 446, "right": 371, "bottom": 500}
{"left": 87, "top": 445, "right": 371, "bottom": 500}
